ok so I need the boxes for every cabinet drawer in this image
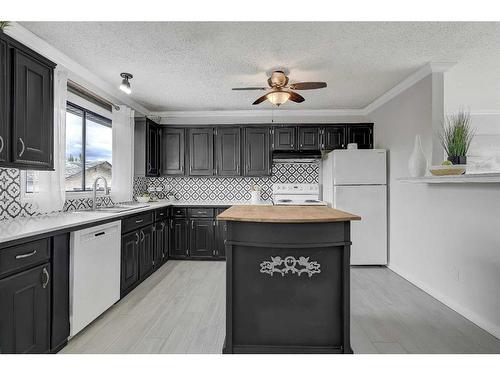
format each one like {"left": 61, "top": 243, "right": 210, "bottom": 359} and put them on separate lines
{"left": 172, "top": 207, "right": 187, "bottom": 218}
{"left": 0, "top": 238, "right": 50, "bottom": 277}
{"left": 122, "top": 212, "right": 153, "bottom": 234}
{"left": 189, "top": 208, "right": 215, "bottom": 218}
{"left": 154, "top": 208, "right": 169, "bottom": 221}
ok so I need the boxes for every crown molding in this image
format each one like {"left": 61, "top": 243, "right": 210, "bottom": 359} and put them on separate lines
{"left": 5, "top": 23, "right": 150, "bottom": 115}
{"left": 362, "top": 62, "right": 456, "bottom": 115}
{"left": 150, "top": 108, "right": 365, "bottom": 118}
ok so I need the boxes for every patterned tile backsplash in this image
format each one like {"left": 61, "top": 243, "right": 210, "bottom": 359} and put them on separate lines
{"left": 134, "top": 162, "right": 319, "bottom": 201}
{"left": 0, "top": 168, "right": 115, "bottom": 220}
{"left": 0, "top": 162, "right": 319, "bottom": 220}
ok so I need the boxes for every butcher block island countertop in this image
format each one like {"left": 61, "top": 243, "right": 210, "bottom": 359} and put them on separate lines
{"left": 219, "top": 204, "right": 360, "bottom": 354}
{"left": 216, "top": 205, "right": 361, "bottom": 223}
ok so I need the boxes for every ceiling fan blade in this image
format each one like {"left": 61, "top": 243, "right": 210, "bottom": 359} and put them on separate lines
{"left": 252, "top": 93, "right": 269, "bottom": 105}
{"left": 232, "top": 87, "right": 268, "bottom": 91}
{"left": 288, "top": 82, "right": 327, "bottom": 90}
{"left": 288, "top": 91, "right": 305, "bottom": 103}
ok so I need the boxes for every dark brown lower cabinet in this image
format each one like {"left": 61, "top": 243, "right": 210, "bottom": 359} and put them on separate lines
{"left": 170, "top": 219, "right": 189, "bottom": 258}
{"left": 120, "top": 231, "right": 140, "bottom": 296}
{"left": 215, "top": 208, "right": 227, "bottom": 258}
{"left": 190, "top": 219, "right": 214, "bottom": 258}
{"left": 0, "top": 263, "right": 51, "bottom": 354}
{"left": 138, "top": 226, "right": 154, "bottom": 280}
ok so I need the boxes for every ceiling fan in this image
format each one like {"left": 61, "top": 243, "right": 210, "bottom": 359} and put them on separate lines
{"left": 232, "top": 70, "right": 327, "bottom": 107}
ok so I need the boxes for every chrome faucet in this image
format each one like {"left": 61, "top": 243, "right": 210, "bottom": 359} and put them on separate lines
{"left": 92, "top": 176, "right": 110, "bottom": 210}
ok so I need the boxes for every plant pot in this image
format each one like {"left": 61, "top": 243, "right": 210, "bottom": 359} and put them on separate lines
{"left": 447, "top": 156, "right": 467, "bottom": 165}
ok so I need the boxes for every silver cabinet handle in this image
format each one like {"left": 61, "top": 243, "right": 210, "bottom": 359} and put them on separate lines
{"left": 191, "top": 220, "right": 194, "bottom": 230}
{"left": 170, "top": 220, "right": 173, "bottom": 229}
{"left": 16, "top": 250, "right": 37, "bottom": 259}
{"left": 42, "top": 267, "right": 50, "bottom": 289}
{"left": 135, "top": 232, "right": 140, "bottom": 244}
{"left": 18, "top": 137, "right": 25, "bottom": 157}
{"left": 135, "top": 219, "right": 144, "bottom": 224}
{"left": 0, "top": 135, "right": 3, "bottom": 154}
{"left": 140, "top": 230, "right": 145, "bottom": 242}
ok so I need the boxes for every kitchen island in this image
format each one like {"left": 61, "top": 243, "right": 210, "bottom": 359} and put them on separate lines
{"left": 217, "top": 205, "right": 361, "bottom": 354}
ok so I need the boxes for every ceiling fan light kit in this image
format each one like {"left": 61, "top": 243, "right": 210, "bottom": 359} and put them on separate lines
{"left": 233, "top": 69, "right": 327, "bottom": 107}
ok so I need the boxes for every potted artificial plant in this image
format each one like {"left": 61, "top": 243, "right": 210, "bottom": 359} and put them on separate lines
{"left": 440, "top": 109, "right": 475, "bottom": 165}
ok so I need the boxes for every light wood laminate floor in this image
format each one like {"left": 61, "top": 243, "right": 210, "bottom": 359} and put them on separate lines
{"left": 61, "top": 261, "right": 500, "bottom": 354}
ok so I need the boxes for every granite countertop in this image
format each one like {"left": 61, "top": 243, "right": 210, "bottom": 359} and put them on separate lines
{"left": 0, "top": 199, "right": 272, "bottom": 245}
{"left": 216, "top": 205, "right": 361, "bottom": 223}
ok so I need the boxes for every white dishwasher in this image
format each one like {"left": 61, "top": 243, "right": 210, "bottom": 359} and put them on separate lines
{"left": 69, "top": 220, "right": 121, "bottom": 337}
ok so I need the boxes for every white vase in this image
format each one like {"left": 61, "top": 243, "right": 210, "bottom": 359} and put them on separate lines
{"left": 408, "top": 135, "right": 427, "bottom": 177}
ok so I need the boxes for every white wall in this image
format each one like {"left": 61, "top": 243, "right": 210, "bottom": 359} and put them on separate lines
{"left": 368, "top": 75, "right": 500, "bottom": 338}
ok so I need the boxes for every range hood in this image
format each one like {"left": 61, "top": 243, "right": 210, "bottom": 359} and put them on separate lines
{"left": 272, "top": 150, "right": 322, "bottom": 162}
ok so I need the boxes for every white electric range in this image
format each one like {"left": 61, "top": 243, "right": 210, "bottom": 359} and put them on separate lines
{"left": 272, "top": 183, "right": 327, "bottom": 206}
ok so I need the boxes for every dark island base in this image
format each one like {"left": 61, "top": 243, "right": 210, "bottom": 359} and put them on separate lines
{"left": 222, "top": 221, "right": 353, "bottom": 354}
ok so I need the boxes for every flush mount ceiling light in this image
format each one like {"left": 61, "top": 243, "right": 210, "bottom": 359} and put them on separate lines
{"left": 119, "top": 72, "right": 133, "bottom": 95}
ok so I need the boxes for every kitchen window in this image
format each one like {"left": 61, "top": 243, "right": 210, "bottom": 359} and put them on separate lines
{"left": 65, "top": 102, "right": 112, "bottom": 192}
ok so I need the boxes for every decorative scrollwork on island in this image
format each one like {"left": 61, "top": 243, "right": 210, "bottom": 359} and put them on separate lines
{"left": 259, "top": 256, "right": 321, "bottom": 278}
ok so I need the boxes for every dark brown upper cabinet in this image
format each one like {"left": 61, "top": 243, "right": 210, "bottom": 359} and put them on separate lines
{"left": 298, "top": 127, "right": 320, "bottom": 150}
{"left": 243, "top": 127, "right": 271, "bottom": 176}
{"left": 216, "top": 127, "right": 240, "bottom": 176}
{"left": 348, "top": 124, "right": 373, "bottom": 149}
{"left": 145, "top": 119, "right": 160, "bottom": 177}
{"left": 188, "top": 128, "right": 214, "bottom": 176}
{"left": 162, "top": 128, "right": 185, "bottom": 176}
{"left": 0, "top": 37, "right": 7, "bottom": 163}
{"left": 272, "top": 126, "right": 296, "bottom": 151}
{"left": 0, "top": 32, "right": 56, "bottom": 170}
{"left": 322, "top": 126, "right": 346, "bottom": 151}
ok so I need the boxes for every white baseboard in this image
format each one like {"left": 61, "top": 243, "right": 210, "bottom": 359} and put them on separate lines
{"left": 388, "top": 264, "right": 500, "bottom": 340}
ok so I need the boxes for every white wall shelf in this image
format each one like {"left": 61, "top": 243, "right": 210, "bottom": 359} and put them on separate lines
{"left": 398, "top": 173, "right": 500, "bottom": 184}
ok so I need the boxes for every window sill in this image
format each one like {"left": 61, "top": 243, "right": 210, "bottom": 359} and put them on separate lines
{"left": 398, "top": 173, "right": 500, "bottom": 184}
{"left": 65, "top": 191, "right": 111, "bottom": 199}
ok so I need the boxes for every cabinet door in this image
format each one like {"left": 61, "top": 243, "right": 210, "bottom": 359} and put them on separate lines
{"left": 190, "top": 219, "right": 214, "bottom": 258}
{"left": 216, "top": 127, "right": 240, "bottom": 176}
{"left": 11, "top": 49, "right": 53, "bottom": 169}
{"left": 153, "top": 223, "right": 163, "bottom": 269}
{"left": 162, "top": 128, "right": 185, "bottom": 175}
{"left": 215, "top": 208, "right": 227, "bottom": 259}
{"left": 146, "top": 119, "right": 160, "bottom": 177}
{"left": 347, "top": 125, "right": 373, "bottom": 149}
{"left": 243, "top": 127, "right": 270, "bottom": 176}
{"left": 161, "top": 220, "right": 169, "bottom": 264}
{"left": 0, "top": 263, "right": 51, "bottom": 354}
{"left": 189, "top": 128, "right": 214, "bottom": 176}
{"left": 169, "top": 219, "right": 188, "bottom": 258}
{"left": 298, "top": 127, "right": 320, "bottom": 150}
{"left": 139, "top": 226, "right": 154, "bottom": 279}
{"left": 121, "top": 231, "right": 140, "bottom": 295}
{"left": 0, "top": 37, "right": 7, "bottom": 163}
{"left": 273, "top": 126, "right": 296, "bottom": 150}
{"left": 323, "top": 126, "right": 346, "bottom": 150}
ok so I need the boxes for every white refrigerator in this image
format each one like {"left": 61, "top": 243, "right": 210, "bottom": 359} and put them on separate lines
{"left": 322, "top": 149, "right": 387, "bottom": 265}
